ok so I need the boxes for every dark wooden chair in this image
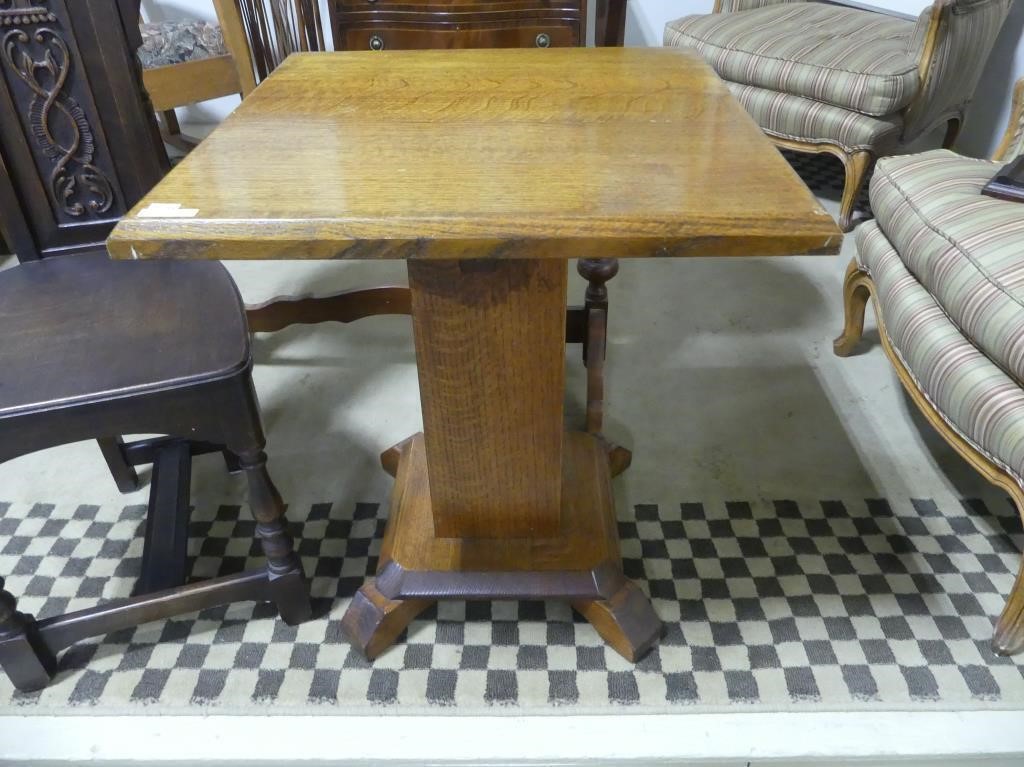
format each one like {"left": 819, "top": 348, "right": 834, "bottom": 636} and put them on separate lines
{"left": 0, "top": 253, "right": 311, "bottom": 693}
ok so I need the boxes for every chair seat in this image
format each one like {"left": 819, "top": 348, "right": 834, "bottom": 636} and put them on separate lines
{"left": 857, "top": 220, "right": 1024, "bottom": 481}
{"left": 870, "top": 150, "right": 1024, "bottom": 384}
{"left": 665, "top": 4, "right": 920, "bottom": 117}
{"left": 139, "top": 20, "right": 228, "bottom": 69}
{"left": 0, "top": 254, "right": 250, "bottom": 419}
{"left": 726, "top": 82, "right": 903, "bottom": 154}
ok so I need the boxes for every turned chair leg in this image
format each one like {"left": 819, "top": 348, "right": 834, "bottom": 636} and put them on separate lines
{"left": 236, "top": 449, "right": 312, "bottom": 625}
{"left": 97, "top": 436, "right": 140, "bottom": 493}
{"left": 833, "top": 258, "right": 873, "bottom": 357}
{"left": 577, "top": 258, "right": 619, "bottom": 433}
{"left": 578, "top": 258, "right": 618, "bottom": 367}
{"left": 0, "top": 577, "right": 57, "bottom": 692}
{"left": 838, "top": 150, "right": 873, "bottom": 232}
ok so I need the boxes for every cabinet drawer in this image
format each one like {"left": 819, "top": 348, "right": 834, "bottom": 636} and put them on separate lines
{"left": 340, "top": 22, "right": 578, "bottom": 50}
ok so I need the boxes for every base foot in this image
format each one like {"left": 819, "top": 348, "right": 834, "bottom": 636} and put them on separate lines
{"left": 573, "top": 580, "right": 661, "bottom": 662}
{"left": 269, "top": 570, "right": 314, "bottom": 626}
{"left": 0, "top": 619, "right": 58, "bottom": 693}
{"left": 342, "top": 583, "right": 432, "bottom": 659}
{"left": 349, "top": 432, "right": 657, "bottom": 662}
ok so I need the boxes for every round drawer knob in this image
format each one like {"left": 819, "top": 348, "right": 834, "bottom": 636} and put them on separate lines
{"left": 369, "top": 34, "right": 385, "bottom": 50}
{"left": 535, "top": 33, "right": 551, "bottom": 48}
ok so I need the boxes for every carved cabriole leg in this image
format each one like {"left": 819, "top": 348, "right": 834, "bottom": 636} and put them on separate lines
{"left": 835, "top": 266, "right": 1024, "bottom": 655}
{"left": 236, "top": 449, "right": 312, "bottom": 625}
{"left": 994, "top": 529, "right": 1024, "bottom": 655}
{"left": 839, "top": 150, "right": 873, "bottom": 232}
{"left": 833, "top": 257, "right": 873, "bottom": 357}
{"left": 0, "top": 577, "right": 56, "bottom": 693}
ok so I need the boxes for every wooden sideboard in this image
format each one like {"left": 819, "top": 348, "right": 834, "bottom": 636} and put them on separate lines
{"left": 0, "top": 0, "right": 167, "bottom": 261}
{"left": 329, "top": 0, "right": 626, "bottom": 51}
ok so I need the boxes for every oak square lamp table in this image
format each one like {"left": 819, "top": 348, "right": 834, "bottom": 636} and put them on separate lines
{"left": 108, "top": 48, "right": 841, "bottom": 662}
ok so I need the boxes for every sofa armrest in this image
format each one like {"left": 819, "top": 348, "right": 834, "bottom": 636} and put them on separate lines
{"left": 993, "top": 78, "right": 1024, "bottom": 163}
{"left": 713, "top": 0, "right": 803, "bottom": 12}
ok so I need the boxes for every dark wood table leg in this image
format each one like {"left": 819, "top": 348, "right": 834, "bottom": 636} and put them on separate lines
{"left": 341, "top": 259, "right": 660, "bottom": 661}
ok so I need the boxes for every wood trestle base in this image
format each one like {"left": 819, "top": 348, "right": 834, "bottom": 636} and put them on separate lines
{"left": 341, "top": 432, "right": 662, "bottom": 662}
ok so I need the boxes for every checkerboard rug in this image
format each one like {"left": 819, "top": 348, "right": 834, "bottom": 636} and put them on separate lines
{"left": 1, "top": 493, "right": 1022, "bottom": 714}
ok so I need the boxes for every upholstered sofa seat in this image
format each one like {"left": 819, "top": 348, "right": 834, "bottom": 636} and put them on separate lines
{"left": 836, "top": 77, "right": 1024, "bottom": 654}
{"left": 666, "top": 4, "right": 920, "bottom": 116}
{"left": 725, "top": 82, "right": 903, "bottom": 154}
{"left": 857, "top": 220, "right": 1024, "bottom": 480}
{"left": 139, "top": 21, "right": 227, "bottom": 69}
{"left": 870, "top": 151, "right": 1024, "bottom": 384}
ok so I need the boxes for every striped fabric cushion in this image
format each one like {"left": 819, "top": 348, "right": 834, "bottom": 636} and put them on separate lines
{"left": 726, "top": 82, "right": 902, "bottom": 154}
{"left": 664, "top": 4, "right": 919, "bottom": 117}
{"left": 870, "top": 150, "right": 1024, "bottom": 385}
{"left": 718, "top": 0, "right": 805, "bottom": 10}
{"left": 858, "top": 220, "right": 1024, "bottom": 482}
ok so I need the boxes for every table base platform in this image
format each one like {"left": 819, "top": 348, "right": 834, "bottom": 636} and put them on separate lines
{"left": 341, "top": 432, "right": 661, "bottom": 662}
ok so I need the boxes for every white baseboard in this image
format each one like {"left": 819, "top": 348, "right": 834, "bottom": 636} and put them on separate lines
{"left": 2, "top": 710, "right": 1023, "bottom": 765}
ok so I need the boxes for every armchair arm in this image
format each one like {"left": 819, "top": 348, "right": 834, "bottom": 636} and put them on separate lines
{"left": 214, "top": 0, "right": 257, "bottom": 97}
{"left": 713, "top": 0, "right": 804, "bottom": 13}
{"left": 993, "top": 78, "right": 1024, "bottom": 163}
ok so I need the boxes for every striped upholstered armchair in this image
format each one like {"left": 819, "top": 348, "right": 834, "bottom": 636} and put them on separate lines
{"left": 665, "top": 0, "right": 1011, "bottom": 231}
{"left": 834, "top": 78, "right": 1024, "bottom": 656}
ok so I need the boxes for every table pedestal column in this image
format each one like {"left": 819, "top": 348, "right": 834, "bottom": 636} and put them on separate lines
{"left": 341, "top": 259, "right": 660, "bottom": 661}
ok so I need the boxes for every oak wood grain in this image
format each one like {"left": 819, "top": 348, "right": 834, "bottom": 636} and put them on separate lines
{"left": 380, "top": 431, "right": 618, "bottom": 575}
{"left": 109, "top": 48, "right": 841, "bottom": 262}
{"left": 341, "top": 430, "right": 660, "bottom": 660}
{"left": 409, "top": 259, "right": 566, "bottom": 539}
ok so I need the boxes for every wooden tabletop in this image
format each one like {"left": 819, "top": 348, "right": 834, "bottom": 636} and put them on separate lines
{"left": 108, "top": 48, "right": 841, "bottom": 262}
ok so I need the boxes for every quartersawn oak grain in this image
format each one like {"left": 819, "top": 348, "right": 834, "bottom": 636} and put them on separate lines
{"left": 108, "top": 48, "right": 842, "bottom": 262}
{"left": 409, "top": 259, "right": 567, "bottom": 539}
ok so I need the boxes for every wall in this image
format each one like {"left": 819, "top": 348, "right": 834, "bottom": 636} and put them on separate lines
{"left": 153, "top": 0, "right": 1022, "bottom": 157}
